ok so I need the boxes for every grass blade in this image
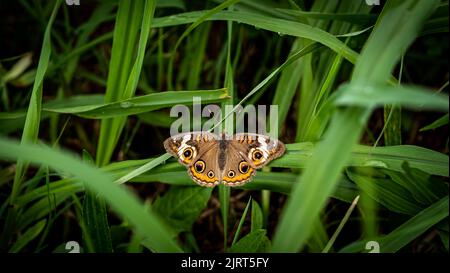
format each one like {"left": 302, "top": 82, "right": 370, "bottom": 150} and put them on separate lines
{"left": 339, "top": 196, "right": 449, "bottom": 253}
{"left": 231, "top": 197, "right": 251, "bottom": 247}
{"left": 10, "top": 0, "right": 61, "bottom": 205}
{"left": 9, "top": 219, "right": 47, "bottom": 253}
{"left": 96, "top": 0, "right": 154, "bottom": 166}
{"left": 322, "top": 195, "right": 360, "bottom": 253}
{"left": 420, "top": 113, "right": 449, "bottom": 132}
{"left": 81, "top": 150, "right": 113, "bottom": 252}
{"left": 335, "top": 83, "right": 448, "bottom": 111}
{"left": 251, "top": 199, "right": 263, "bottom": 232}
{"left": 166, "top": 0, "right": 241, "bottom": 89}
{"left": 43, "top": 89, "right": 229, "bottom": 118}
{"left": 272, "top": 0, "right": 440, "bottom": 252}
{"left": 0, "top": 137, "right": 183, "bottom": 252}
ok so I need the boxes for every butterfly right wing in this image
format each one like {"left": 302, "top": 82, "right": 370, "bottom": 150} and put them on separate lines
{"left": 220, "top": 143, "right": 256, "bottom": 187}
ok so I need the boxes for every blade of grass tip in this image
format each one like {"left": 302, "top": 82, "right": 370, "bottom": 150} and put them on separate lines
{"left": 128, "top": 231, "right": 144, "bottom": 253}
{"left": 166, "top": 0, "right": 241, "bottom": 90}
{"left": 420, "top": 113, "right": 449, "bottom": 132}
{"left": 231, "top": 197, "right": 252, "bottom": 247}
{"left": 251, "top": 199, "right": 263, "bottom": 232}
{"left": 436, "top": 81, "right": 449, "bottom": 93}
{"left": 115, "top": 153, "right": 172, "bottom": 185}
{"left": 322, "top": 195, "right": 360, "bottom": 253}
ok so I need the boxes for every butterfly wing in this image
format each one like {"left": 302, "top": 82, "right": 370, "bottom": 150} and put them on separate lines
{"left": 163, "top": 131, "right": 221, "bottom": 187}
{"left": 187, "top": 145, "right": 222, "bottom": 187}
{"left": 220, "top": 133, "right": 285, "bottom": 186}
{"left": 220, "top": 143, "right": 256, "bottom": 186}
{"left": 163, "top": 132, "right": 285, "bottom": 187}
{"left": 232, "top": 133, "right": 285, "bottom": 169}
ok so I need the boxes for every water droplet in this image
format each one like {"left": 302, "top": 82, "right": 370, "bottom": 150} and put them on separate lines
{"left": 363, "top": 160, "right": 387, "bottom": 168}
{"left": 120, "top": 102, "right": 133, "bottom": 108}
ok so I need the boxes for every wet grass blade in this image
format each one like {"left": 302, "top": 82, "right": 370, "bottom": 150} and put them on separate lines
{"left": 272, "top": 143, "right": 449, "bottom": 176}
{"left": 43, "top": 89, "right": 229, "bottom": 118}
{"left": 276, "top": 9, "right": 377, "bottom": 24}
{"left": 155, "top": 10, "right": 359, "bottom": 64}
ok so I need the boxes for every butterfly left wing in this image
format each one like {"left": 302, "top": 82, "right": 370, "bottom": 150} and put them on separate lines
{"left": 231, "top": 133, "right": 285, "bottom": 169}
{"left": 163, "top": 131, "right": 221, "bottom": 187}
{"left": 220, "top": 143, "right": 256, "bottom": 186}
{"left": 221, "top": 133, "right": 285, "bottom": 186}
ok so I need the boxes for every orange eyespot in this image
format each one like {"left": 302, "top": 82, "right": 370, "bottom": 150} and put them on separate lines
{"left": 182, "top": 148, "right": 194, "bottom": 160}
{"left": 194, "top": 160, "right": 205, "bottom": 173}
{"left": 239, "top": 161, "right": 249, "bottom": 174}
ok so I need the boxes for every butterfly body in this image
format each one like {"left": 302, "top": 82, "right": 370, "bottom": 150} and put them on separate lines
{"left": 164, "top": 132, "right": 285, "bottom": 187}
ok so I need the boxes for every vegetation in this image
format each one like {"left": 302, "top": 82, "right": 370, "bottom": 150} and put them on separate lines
{"left": 0, "top": 0, "right": 448, "bottom": 253}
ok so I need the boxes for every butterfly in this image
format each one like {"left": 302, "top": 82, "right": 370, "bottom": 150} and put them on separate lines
{"left": 163, "top": 131, "right": 285, "bottom": 187}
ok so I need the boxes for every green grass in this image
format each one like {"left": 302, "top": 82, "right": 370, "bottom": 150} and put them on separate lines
{"left": 0, "top": 0, "right": 448, "bottom": 253}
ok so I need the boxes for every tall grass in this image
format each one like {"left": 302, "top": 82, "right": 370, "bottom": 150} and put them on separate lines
{"left": 0, "top": 0, "right": 448, "bottom": 253}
